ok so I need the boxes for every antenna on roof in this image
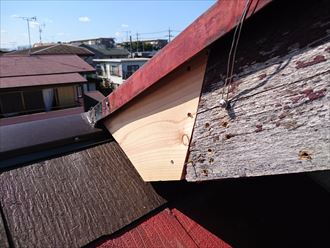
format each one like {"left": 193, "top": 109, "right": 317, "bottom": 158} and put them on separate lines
{"left": 38, "top": 23, "right": 46, "bottom": 44}
{"left": 17, "top": 16, "right": 37, "bottom": 54}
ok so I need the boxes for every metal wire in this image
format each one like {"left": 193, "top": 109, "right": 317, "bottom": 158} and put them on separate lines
{"left": 222, "top": 0, "right": 253, "bottom": 100}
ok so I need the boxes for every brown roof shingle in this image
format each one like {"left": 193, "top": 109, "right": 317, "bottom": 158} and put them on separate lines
{"left": 5, "top": 44, "right": 94, "bottom": 56}
{"left": 0, "top": 55, "right": 95, "bottom": 77}
{"left": 0, "top": 73, "right": 86, "bottom": 89}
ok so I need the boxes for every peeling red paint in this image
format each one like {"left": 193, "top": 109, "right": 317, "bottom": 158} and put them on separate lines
{"left": 300, "top": 88, "right": 326, "bottom": 101}
{"left": 307, "top": 89, "right": 327, "bottom": 101}
{"left": 296, "top": 55, "right": 326, "bottom": 69}
{"left": 255, "top": 124, "right": 263, "bottom": 132}
{"left": 258, "top": 73, "right": 267, "bottom": 80}
{"left": 291, "top": 95, "right": 304, "bottom": 104}
{"left": 279, "top": 112, "right": 288, "bottom": 119}
{"left": 325, "top": 47, "right": 330, "bottom": 53}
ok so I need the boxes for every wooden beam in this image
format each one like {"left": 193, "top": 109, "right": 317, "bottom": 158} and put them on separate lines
{"left": 186, "top": 0, "right": 330, "bottom": 181}
{"left": 104, "top": 52, "right": 208, "bottom": 181}
{"left": 88, "top": 0, "right": 272, "bottom": 124}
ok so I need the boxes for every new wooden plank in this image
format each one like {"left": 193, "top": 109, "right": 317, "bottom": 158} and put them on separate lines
{"left": 0, "top": 142, "right": 165, "bottom": 247}
{"left": 104, "top": 52, "right": 208, "bottom": 181}
{"left": 186, "top": 0, "right": 330, "bottom": 181}
{"left": 89, "top": 0, "right": 272, "bottom": 123}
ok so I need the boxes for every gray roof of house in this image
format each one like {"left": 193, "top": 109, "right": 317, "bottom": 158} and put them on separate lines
{"left": 82, "top": 44, "right": 129, "bottom": 56}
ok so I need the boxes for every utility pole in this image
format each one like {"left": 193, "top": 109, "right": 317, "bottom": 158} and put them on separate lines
{"left": 136, "top": 33, "right": 139, "bottom": 52}
{"left": 129, "top": 35, "right": 133, "bottom": 57}
{"left": 18, "top": 16, "right": 37, "bottom": 53}
{"left": 168, "top": 28, "right": 173, "bottom": 42}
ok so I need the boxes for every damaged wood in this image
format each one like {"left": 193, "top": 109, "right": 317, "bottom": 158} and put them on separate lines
{"left": 186, "top": 0, "right": 330, "bottom": 181}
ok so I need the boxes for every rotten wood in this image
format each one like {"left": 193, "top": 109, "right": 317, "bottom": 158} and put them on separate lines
{"left": 104, "top": 52, "right": 208, "bottom": 181}
{"left": 0, "top": 142, "right": 165, "bottom": 247}
{"left": 186, "top": 0, "right": 330, "bottom": 181}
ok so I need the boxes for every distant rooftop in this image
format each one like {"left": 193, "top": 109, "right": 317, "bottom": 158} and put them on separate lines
{"left": 0, "top": 55, "right": 94, "bottom": 89}
{"left": 4, "top": 44, "right": 94, "bottom": 56}
{"left": 70, "top": 37, "right": 115, "bottom": 42}
{"left": 93, "top": 58, "right": 149, "bottom": 63}
{"left": 81, "top": 44, "right": 129, "bottom": 57}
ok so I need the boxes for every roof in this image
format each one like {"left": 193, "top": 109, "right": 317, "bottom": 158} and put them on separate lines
{"left": 94, "top": 58, "right": 149, "bottom": 63}
{"left": 82, "top": 44, "right": 129, "bottom": 56}
{"left": 84, "top": 90, "right": 105, "bottom": 102}
{"left": 0, "top": 55, "right": 95, "bottom": 78}
{"left": 0, "top": 72, "right": 86, "bottom": 89}
{"left": 70, "top": 37, "right": 115, "bottom": 42}
{"left": 4, "top": 44, "right": 94, "bottom": 56}
{"left": 0, "top": 121, "right": 165, "bottom": 247}
{"left": 89, "top": 0, "right": 272, "bottom": 123}
{"left": 94, "top": 208, "right": 230, "bottom": 248}
{"left": 0, "top": 114, "right": 104, "bottom": 163}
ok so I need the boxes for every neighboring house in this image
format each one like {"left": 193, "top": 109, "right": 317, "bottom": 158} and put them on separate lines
{"left": 93, "top": 58, "right": 149, "bottom": 87}
{"left": 0, "top": 55, "right": 95, "bottom": 124}
{"left": 118, "top": 39, "right": 168, "bottom": 51}
{"left": 69, "top": 37, "right": 115, "bottom": 48}
{"left": 4, "top": 44, "right": 94, "bottom": 61}
{"left": 79, "top": 44, "right": 130, "bottom": 66}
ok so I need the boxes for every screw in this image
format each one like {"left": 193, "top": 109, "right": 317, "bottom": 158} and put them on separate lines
{"left": 219, "top": 99, "right": 228, "bottom": 108}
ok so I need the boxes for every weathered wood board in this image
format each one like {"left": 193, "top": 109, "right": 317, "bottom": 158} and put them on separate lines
{"left": 104, "top": 52, "right": 208, "bottom": 181}
{"left": 0, "top": 212, "right": 9, "bottom": 248}
{"left": 186, "top": 0, "right": 330, "bottom": 181}
{"left": 0, "top": 142, "right": 165, "bottom": 247}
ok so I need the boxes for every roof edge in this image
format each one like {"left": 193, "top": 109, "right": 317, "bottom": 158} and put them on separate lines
{"left": 88, "top": 0, "right": 272, "bottom": 125}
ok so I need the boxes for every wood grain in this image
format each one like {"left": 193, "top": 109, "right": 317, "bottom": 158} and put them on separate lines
{"left": 104, "top": 52, "right": 208, "bottom": 181}
{"left": 186, "top": 0, "right": 330, "bottom": 181}
{"left": 0, "top": 142, "right": 165, "bottom": 247}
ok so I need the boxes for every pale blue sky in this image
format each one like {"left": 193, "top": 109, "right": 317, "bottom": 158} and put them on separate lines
{"left": 0, "top": 0, "right": 216, "bottom": 49}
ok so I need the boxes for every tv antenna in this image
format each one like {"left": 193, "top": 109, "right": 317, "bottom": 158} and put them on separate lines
{"left": 17, "top": 16, "right": 37, "bottom": 52}
{"left": 38, "top": 23, "right": 46, "bottom": 44}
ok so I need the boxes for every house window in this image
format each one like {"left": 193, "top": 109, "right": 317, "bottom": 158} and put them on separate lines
{"left": 0, "top": 86, "right": 81, "bottom": 118}
{"left": 23, "top": 90, "right": 44, "bottom": 110}
{"left": 96, "top": 64, "right": 104, "bottom": 77}
{"left": 124, "top": 64, "right": 140, "bottom": 79}
{"left": 0, "top": 92, "right": 24, "bottom": 116}
{"left": 110, "top": 65, "right": 121, "bottom": 77}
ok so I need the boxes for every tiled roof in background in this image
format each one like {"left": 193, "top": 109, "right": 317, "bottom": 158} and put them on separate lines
{"left": 0, "top": 55, "right": 95, "bottom": 77}
{"left": 4, "top": 44, "right": 94, "bottom": 56}
{"left": 0, "top": 73, "right": 86, "bottom": 89}
{"left": 82, "top": 44, "right": 129, "bottom": 56}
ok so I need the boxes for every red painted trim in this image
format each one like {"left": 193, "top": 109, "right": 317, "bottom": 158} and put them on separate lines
{"left": 96, "top": 0, "right": 272, "bottom": 122}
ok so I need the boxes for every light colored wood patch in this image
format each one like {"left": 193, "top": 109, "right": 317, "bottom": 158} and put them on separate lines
{"left": 104, "top": 52, "right": 208, "bottom": 181}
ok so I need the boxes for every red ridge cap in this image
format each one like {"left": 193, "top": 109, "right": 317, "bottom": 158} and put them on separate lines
{"left": 91, "top": 0, "right": 272, "bottom": 124}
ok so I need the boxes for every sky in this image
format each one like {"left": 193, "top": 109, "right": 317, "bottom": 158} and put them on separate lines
{"left": 0, "top": 0, "right": 216, "bottom": 49}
